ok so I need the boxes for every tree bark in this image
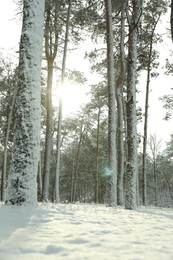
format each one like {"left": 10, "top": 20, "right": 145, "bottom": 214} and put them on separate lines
{"left": 55, "top": 0, "right": 72, "bottom": 203}
{"left": 116, "top": 0, "right": 126, "bottom": 206}
{"left": 1, "top": 85, "right": 17, "bottom": 201}
{"left": 104, "top": 0, "right": 117, "bottom": 206}
{"left": 95, "top": 107, "right": 101, "bottom": 203}
{"left": 125, "top": 0, "right": 142, "bottom": 210}
{"left": 6, "top": 0, "right": 45, "bottom": 205}
{"left": 37, "top": 158, "right": 42, "bottom": 201}
{"left": 142, "top": 16, "right": 159, "bottom": 206}
{"left": 42, "top": 4, "right": 58, "bottom": 202}
{"left": 42, "top": 59, "right": 53, "bottom": 202}
{"left": 153, "top": 159, "right": 157, "bottom": 206}
{"left": 71, "top": 124, "right": 85, "bottom": 202}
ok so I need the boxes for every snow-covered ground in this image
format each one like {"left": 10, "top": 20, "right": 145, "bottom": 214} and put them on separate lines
{"left": 0, "top": 203, "right": 173, "bottom": 260}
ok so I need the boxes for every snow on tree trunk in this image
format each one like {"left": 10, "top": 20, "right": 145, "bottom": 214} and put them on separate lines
{"left": 105, "top": 0, "right": 117, "bottom": 206}
{"left": 125, "top": 0, "right": 142, "bottom": 210}
{"left": 5, "top": 0, "right": 45, "bottom": 206}
{"left": 1, "top": 86, "right": 18, "bottom": 201}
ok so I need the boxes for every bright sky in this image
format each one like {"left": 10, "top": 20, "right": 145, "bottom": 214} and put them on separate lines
{"left": 1, "top": 1, "right": 173, "bottom": 150}
{"left": 137, "top": 73, "right": 173, "bottom": 152}
{"left": 137, "top": 14, "right": 173, "bottom": 151}
{"left": 0, "top": 1, "right": 21, "bottom": 50}
{"left": 0, "top": 0, "right": 89, "bottom": 116}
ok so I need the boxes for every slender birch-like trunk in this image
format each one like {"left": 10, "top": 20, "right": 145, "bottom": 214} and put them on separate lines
{"left": 55, "top": 0, "right": 72, "bottom": 203}
{"left": 37, "top": 158, "right": 42, "bottom": 201}
{"left": 142, "top": 17, "right": 159, "bottom": 206}
{"left": 42, "top": 59, "right": 53, "bottom": 202}
{"left": 42, "top": 4, "right": 58, "bottom": 202}
{"left": 104, "top": 0, "right": 117, "bottom": 206}
{"left": 125, "top": 0, "right": 143, "bottom": 210}
{"left": 72, "top": 125, "right": 85, "bottom": 202}
{"left": 116, "top": 0, "right": 126, "bottom": 206}
{"left": 95, "top": 107, "right": 101, "bottom": 203}
{"left": 6, "top": 0, "right": 45, "bottom": 205}
{"left": 149, "top": 135, "right": 159, "bottom": 206}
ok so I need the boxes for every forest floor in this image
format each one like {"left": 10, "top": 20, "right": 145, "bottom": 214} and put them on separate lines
{"left": 0, "top": 203, "right": 173, "bottom": 260}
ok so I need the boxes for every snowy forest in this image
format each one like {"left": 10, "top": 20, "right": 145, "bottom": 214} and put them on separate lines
{"left": 0, "top": 0, "right": 173, "bottom": 210}
{"left": 1, "top": 1, "right": 173, "bottom": 259}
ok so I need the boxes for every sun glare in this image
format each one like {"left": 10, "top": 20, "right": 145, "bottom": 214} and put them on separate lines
{"left": 52, "top": 80, "right": 89, "bottom": 116}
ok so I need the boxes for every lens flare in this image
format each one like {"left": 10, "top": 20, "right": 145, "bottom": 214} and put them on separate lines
{"left": 102, "top": 166, "right": 112, "bottom": 177}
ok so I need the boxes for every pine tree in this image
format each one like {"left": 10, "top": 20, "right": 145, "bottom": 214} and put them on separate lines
{"left": 104, "top": 0, "right": 117, "bottom": 206}
{"left": 55, "top": 0, "right": 72, "bottom": 203}
{"left": 6, "top": 0, "right": 45, "bottom": 205}
{"left": 141, "top": 0, "right": 168, "bottom": 206}
{"left": 125, "top": 0, "right": 143, "bottom": 210}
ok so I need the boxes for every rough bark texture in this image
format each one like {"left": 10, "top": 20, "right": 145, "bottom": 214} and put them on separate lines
{"left": 125, "top": 0, "right": 142, "bottom": 210}
{"left": 1, "top": 86, "right": 18, "bottom": 201}
{"left": 105, "top": 0, "right": 117, "bottom": 206}
{"left": 6, "top": 0, "right": 45, "bottom": 205}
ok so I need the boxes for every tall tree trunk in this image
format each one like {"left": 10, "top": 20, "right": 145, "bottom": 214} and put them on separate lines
{"left": 42, "top": 59, "right": 53, "bottom": 202}
{"left": 116, "top": 85, "right": 124, "bottom": 205}
{"left": 95, "top": 107, "right": 101, "bottom": 203}
{"left": 70, "top": 156, "right": 75, "bottom": 202}
{"left": 55, "top": 0, "right": 72, "bottom": 203}
{"left": 6, "top": 0, "right": 45, "bottom": 205}
{"left": 42, "top": 4, "right": 58, "bottom": 202}
{"left": 125, "top": 0, "right": 142, "bottom": 210}
{"left": 1, "top": 86, "right": 17, "bottom": 201}
{"left": 149, "top": 134, "right": 160, "bottom": 206}
{"left": 116, "top": 0, "right": 126, "bottom": 206}
{"left": 153, "top": 159, "right": 157, "bottom": 206}
{"left": 37, "top": 156, "right": 42, "bottom": 201}
{"left": 142, "top": 17, "right": 159, "bottom": 206}
{"left": 72, "top": 125, "right": 84, "bottom": 202}
{"left": 104, "top": 0, "right": 117, "bottom": 206}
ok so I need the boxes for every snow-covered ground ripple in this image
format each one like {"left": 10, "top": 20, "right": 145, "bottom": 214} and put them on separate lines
{"left": 0, "top": 203, "right": 173, "bottom": 260}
